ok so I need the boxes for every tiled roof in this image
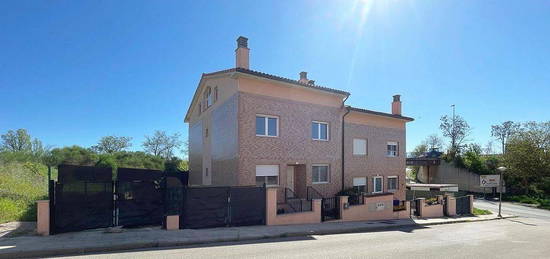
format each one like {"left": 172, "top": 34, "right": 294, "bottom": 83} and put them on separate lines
{"left": 203, "top": 67, "right": 350, "bottom": 96}
{"left": 347, "top": 106, "right": 414, "bottom": 121}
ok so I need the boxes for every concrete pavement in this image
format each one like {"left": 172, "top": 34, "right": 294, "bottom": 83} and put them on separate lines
{"left": 474, "top": 198, "right": 550, "bottom": 220}
{"left": 0, "top": 214, "right": 510, "bottom": 258}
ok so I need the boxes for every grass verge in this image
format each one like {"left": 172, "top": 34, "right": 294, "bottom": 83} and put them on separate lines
{"left": 473, "top": 207, "right": 492, "bottom": 215}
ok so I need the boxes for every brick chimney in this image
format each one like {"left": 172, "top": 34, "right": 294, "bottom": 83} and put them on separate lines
{"left": 392, "top": 95, "right": 402, "bottom": 115}
{"left": 235, "top": 36, "right": 249, "bottom": 69}
{"left": 299, "top": 71, "right": 308, "bottom": 84}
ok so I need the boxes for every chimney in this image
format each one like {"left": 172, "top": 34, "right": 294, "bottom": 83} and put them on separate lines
{"left": 299, "top": 71, "right": 308, "bottom": 84}
{"left": 392, "top": 95, "right": 402, "bottom": 115}
{"left": 235, "top": 36, "right": 249, "bottom": 69}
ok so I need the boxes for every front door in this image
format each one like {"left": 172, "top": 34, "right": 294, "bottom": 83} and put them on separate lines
{"left": 286, "top": 166, "right": 295, "bottom": 192}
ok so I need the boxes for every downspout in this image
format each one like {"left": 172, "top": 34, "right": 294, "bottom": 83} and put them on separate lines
{"left": 341, "top": 96, "right": 350, "bottom": 192}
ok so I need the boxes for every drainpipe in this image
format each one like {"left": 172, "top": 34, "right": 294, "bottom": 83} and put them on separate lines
{"left": 341, "top": 97, "right": 350, "bottom": 192}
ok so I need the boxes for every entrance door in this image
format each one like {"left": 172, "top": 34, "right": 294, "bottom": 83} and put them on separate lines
{"left": 286, "top": 166, "right": 295, "bottom": 192}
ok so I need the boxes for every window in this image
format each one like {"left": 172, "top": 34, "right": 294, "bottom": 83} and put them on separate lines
{"left": 373, "top": 176, "right": 383, "bottom": 193}
{"left": 205, "top": 87, "right": 213, "bottom": 107}
{"left": 312, "top": 121, "right": 329, "bottom": 141}
{"left": 388, "top": 176, "right": 398, "bottom": 191}
{"left": 387, "top": 142, "right": 398, "bottom": 157}
{"left": 205, "top": 128, "right": 208, "bottom": 138}
{"left": 256, "top": 165, "right": 279, "bottom": 187}
{"left": 353, "top": 139, "right": 367, "bottom": 155}
{"left": 312, "top": 164, "right": 329, "bottom": 184}
{"left": 256, "top": 115, "right": 278, "bottom": 137}
{"left": 214, "top": 87, "right": 218, "bottom": 102}
{"left": 353, "top": 177, "right": 367, "bottom": 193}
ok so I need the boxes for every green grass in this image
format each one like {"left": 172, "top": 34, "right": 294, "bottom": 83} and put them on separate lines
{"left": 473, "top": 207, "right": 493, "bottom": 215}
{"left": 0, "top": 161, "right": 53, "bottom": 223}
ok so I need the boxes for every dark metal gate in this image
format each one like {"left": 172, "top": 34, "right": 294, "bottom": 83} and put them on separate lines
{"left": 53, "top": 165, "right": 114, "bottom": 234}
{"left": 180, "top": 186, "right": 266, "bottom": 229}
{"left": 116, "top": 168, "right": 164, "bottom": 227}
{"left": 321, "top": 197, "right": 340, "bottom": 221}
{"left": 456, "top": 196, "right": 471, "bottom": 215}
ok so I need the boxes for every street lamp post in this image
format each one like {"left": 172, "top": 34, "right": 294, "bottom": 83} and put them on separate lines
{"left": 497, "top": 166, "right": 507, "bottom": 218}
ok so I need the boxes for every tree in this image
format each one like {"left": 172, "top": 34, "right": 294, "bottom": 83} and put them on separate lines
{"left": 1, "top": 129, "right": 32, "bottom": 152}
{"left": 491, "top": 121, "right": 520, "bottom": 154}
{"left": 440, "top": 115, "right": 471, "bottom": 156}
{"left": 423, "top": 134, "right": 444, "bottom": 150}
{"left": 411, "top": 143, "right": 428, "bottom": 157}
{"left": 504, "top": 121, "right": 550, "bottom": 194}
{"left": 92, "top": 136, "right": 132, "bottom": 153}
{"left": 142, "top": 131, "right": 182, "bottom": 158}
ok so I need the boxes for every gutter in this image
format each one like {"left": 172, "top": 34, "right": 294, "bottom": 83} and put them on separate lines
{"left": 341, "top": 98, "right": 350, "bottom": 192}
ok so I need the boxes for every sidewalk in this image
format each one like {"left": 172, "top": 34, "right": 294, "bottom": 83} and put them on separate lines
{"left": 0, "top": 214, "right": 513, "bottom": 259}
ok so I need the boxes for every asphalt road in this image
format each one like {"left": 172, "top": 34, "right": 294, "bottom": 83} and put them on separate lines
{"left": 473, "top": 198, "right": 550, "bottom": 220}
{"left": 57, "top": 202, "right": 550, "bottom": 259}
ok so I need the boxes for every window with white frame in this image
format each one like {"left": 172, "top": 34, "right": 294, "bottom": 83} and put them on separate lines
{"left": 255, "top": 165, "right": 279, "bottom": 187}
{"left": 353, "top": 138, "right": 367, "bottom": 155}
{"left": 205, "top": 87, "right": 213, "bottom": 108}
{"left": 256, "top": 115, "right": 278, "bottom": 137}
{"left": 387, "top": 142, "right": 398, "bottom": 157}
{"left": 373, "top": 176, "right": 383, "bottom": 193}
{"left": 312, "top": 121, "right": 329, "bottom": 141}
{"left": 388, "top": 176, "right": 398, "bottom": 191}
{"left": 312, "top": 164, "right": 329, "bottom": 183}
{"left": 353, "top": 177, "right": 367, "bottom": 193}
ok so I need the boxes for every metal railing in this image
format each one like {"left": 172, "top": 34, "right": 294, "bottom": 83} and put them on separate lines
{"left": 284, "top": 187, "right": 298, "bottom": 202}
{"left": 306, "top": 186, "right": 323, "bottom": 200}
{"left": 348, "top": 194, "right": 364, "bottom": 206}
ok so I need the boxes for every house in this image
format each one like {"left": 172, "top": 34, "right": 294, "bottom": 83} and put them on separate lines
{"left": 184, "top": 36, "right": 414, "bottom": 202}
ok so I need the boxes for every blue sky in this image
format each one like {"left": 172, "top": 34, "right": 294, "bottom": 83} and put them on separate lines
{"left": 1, "top": 0, "right": 549, "bottom": 156}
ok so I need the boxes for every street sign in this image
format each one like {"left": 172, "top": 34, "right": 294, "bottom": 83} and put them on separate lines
{"left": 480, "top": 175, "right": 500, "bottom": 188}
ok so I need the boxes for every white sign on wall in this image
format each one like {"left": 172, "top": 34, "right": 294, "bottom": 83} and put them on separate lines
{"left": 375, "top": 202, "right": 385, "bottom": 211}
{"left": 480, "top": 175, "right": 500, "bottom": 188}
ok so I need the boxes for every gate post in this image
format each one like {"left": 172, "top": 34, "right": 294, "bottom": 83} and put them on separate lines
{"left": 416, "top": 198, "right": 425, "bottom": 218}
{"left": 36, "top": 200, "right": 50, "bottom": 236}
{"left": 468, "top": 195, "right": 474, "bottom": 214}
{"left": 445, "top": 195, "right": 456, "bottom": 216}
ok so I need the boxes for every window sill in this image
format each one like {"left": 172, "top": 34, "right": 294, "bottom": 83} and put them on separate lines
{"left": 256, "top": 134, "right": 279, "bottom": 138}
{"left": 312, "top": 139, "right": 329, "bottom": 142}
{"left": 312, "top": 182, "right": 329, "bottom": 185}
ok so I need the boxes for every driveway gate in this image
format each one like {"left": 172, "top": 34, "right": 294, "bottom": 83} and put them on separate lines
{"left": 180, "top": 186, "right": 266, "bottom": 229}
{"left": 116, "top": 168, "right": 164, "bottom": 227}
{"left": 456, "top": 196, "right": 471, "bottom": 215}
{"left": 53, "top": 165, "right": 114, "bottom": 234}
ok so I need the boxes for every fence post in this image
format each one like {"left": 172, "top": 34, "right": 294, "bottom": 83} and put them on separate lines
{"left": 468, "top": 195, "right": 474, "bottom": 214}
{"left": 417, "top": 198, "right": 425, "bottom": 218}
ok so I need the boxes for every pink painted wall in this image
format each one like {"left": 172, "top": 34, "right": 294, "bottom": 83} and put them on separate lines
{"left": 266, "top": 188, "right": 321, "bottom": 226}
{"left": 165, "top": 215, "right": 179, "bottom": 230}
{"left": 418, "top": 198, "right": 444, "bottom": 218}
{"left": 339, "top": 194, "right": 399, "bottom": 222}
{"left": 445, "top": 196, "right": 456, "bottom": 216}
{"left": 36, "top": 200, "right": 49, "bottom": 236}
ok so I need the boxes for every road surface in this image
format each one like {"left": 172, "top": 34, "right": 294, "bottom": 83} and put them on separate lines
{"left": 57, "top": 201, "right": 550, "bottom": 259}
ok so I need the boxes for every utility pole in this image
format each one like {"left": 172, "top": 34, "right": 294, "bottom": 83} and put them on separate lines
{"left": 451, "top": 104, "right": 456, "bottom": 152}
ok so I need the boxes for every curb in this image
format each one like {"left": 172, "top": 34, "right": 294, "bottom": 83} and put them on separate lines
{"left": 0, "top": 216, "right": 514, "bottom": 259}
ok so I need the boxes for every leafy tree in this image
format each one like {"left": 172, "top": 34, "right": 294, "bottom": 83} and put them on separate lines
{"left": 440, "top": 115, "right": 471, "bottom": 156}
{"left": 92, "top": 136, "right": 132, "bottom": 153}
{"left": 1, "top": 129, "right": 32, "bottom": 152}
{"left": 51, "top": 146, "right": 98, "bottom": 166}
{"left": 411, "top": 143, "right": 427, "bottom": 157}
{"left": 142, "top": 131, "right": 182, "bottom": 158}
{"left": 504, "top": 121, "right": 550, "bottom": 195}
{"left": 491, "top": 121, "right": 520, "bottom": 154}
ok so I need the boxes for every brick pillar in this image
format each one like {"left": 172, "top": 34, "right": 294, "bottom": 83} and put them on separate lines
{"left": 266, "top": 188, "right": 278, "bottom": 225}
{"left": 417, "top": 198, "right": 425, "bottom": 218}
{"left": 36, "top": 200, "right": 50, "bottom": 236}
{"left": 165, "top": 215, "right": 179, "bottom": 230}
{"left": 468, "top": 195, "right": 474, "bottom": 214}
{"left": 445, "top": 195, "right": 456, "bottom": 216}
{"left": 339, "top": 196, "right": 348, "bottom": 221}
